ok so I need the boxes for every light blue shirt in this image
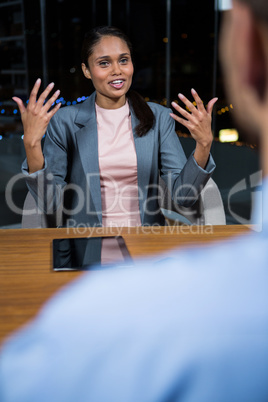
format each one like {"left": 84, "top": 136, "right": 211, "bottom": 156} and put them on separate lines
{"left": 0, "top": 179, "right": 268, "bottom": 402}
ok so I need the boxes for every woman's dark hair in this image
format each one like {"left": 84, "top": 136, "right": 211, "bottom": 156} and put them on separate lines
{"left": 81, "top": 26, "right": 155, "bottom": 137}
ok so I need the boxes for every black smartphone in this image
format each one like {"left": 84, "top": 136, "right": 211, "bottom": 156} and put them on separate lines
{"left": 52, "top": 236, "right": 133, "bottom": 271}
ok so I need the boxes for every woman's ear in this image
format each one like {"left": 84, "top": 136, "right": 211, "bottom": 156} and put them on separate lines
{"left": 81, "top": 63, "right": 91, "bottom": 80}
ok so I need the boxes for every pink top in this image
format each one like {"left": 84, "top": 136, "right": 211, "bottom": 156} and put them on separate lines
{"left": 96, "top": 101, "right": 141, "bottom": 228}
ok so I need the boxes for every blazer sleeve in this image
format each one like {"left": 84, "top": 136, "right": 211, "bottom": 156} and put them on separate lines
{"left": 21, "top": 113, "right": 68, "bottom": 214}
{"left": 159, "top": 107, "right": 216, "bottom": 207}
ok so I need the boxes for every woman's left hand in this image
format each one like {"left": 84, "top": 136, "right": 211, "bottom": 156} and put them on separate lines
{"left": 170, "top": 88, "right": 218, "bottom": 168}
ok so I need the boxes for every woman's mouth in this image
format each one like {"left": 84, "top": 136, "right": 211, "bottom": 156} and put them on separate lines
{"left": 109, "top": 79, "right": 125, "bottom": 89}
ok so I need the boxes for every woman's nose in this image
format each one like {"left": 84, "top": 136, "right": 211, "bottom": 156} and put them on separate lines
{"left": 111, "top": 63, "right": 121, "bottom": 75}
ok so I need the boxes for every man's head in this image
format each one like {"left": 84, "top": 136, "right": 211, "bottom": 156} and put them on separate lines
{"left": 220, "top": 0, "right": 268, "bottom": 148}
{"left": 237, "top": 0, "right": 268, "bottom": 23}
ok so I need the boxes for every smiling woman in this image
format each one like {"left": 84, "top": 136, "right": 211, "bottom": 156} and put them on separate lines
{"left": 81, "top": 35, "right": 134, "bottom": 109}
{"left": 80, "top": 26, "right": 155, "bottom": 137}
{"left": 14, "top": 25, "right": 217, "bottom": 229}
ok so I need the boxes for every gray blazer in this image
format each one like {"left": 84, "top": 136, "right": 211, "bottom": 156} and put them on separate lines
{"left": 22, "top": 92, "right": 215, "bottom": 227}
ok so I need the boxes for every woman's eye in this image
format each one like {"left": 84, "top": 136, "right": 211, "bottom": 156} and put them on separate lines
{"left": 120, "top": 58, "right": 128, "bottom": 64}
{"left": 99, "top": 61, "right": 109, "bottom": 66}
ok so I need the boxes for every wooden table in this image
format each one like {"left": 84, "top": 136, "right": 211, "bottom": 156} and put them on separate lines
{"left": 0, "top": 225, "right": 251, "bottom": 344}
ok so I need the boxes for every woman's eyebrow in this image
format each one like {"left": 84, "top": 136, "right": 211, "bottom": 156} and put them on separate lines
{"left": 94, "top": 52, "right": 130, "bottom": 62}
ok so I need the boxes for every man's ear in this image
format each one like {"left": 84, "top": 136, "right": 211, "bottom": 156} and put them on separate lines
{"left": 239, "top": 4, "right": 267, "bottom": 100}
{"left": 81, "top": 63, "right": 91, "bottom": 80}
{"left": 247, "top": 22, "right": 266, "bottom": 100}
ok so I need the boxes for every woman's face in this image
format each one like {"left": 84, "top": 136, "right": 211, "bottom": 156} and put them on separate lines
{"left": 82, "top": 35, "right": 134, "bottom": 109}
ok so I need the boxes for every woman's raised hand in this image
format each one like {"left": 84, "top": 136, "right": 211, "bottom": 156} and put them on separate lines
{"left": 13, "top": 78, "right": 61, "bottom": 173}
{"left": 170, "top": 88, "right": 218, "bottom": 168}
{"left": 13, "top": 78, "right": 61, "bottom": 147}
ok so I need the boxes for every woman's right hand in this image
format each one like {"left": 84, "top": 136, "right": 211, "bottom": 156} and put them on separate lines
{"left": 13, "top": 78, "right": 61, "bottom": 173}
{"left": 13, "top": 78, "right": 61, "bottom": 146}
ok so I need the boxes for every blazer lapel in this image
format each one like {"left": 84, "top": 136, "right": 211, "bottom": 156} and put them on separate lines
{"left": 130, "top": 105, "right": 155, "bottom": 223}
{"left": 74, "top": 93, "right": 102, "bottom": 224}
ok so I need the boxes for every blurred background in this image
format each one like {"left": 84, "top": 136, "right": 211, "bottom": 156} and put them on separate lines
{"left": 0, "top": 0, "right": 260, "bottom": 228}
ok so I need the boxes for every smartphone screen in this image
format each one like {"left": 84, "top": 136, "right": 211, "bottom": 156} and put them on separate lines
{"left": 52, "top": 236, "right": 132, "bottom": 271}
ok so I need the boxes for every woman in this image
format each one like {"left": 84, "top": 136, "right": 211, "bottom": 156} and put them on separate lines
{"left": 14, "top": 26, "right": 217, "bottom": 228}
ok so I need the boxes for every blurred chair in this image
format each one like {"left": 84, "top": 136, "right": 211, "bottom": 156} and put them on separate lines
{"left": 159, "top": 177, "right": 226, "bottom": 225}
